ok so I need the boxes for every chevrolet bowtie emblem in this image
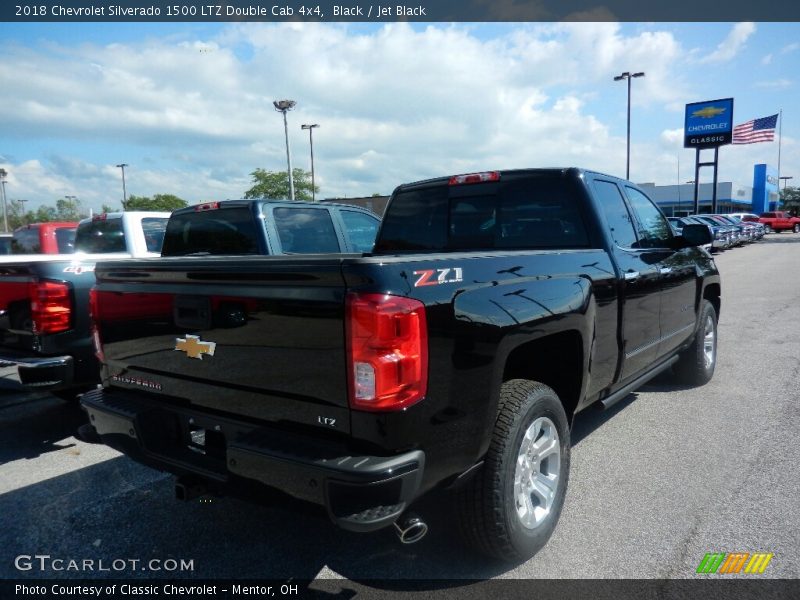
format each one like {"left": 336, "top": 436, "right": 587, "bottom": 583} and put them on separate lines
{"left": 175, "top": 335, "right": 216, "bottom": 360}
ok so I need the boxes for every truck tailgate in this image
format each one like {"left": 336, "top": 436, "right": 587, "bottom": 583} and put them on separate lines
{"left": 94, "top": 256, "right": 351, "bottom": 433}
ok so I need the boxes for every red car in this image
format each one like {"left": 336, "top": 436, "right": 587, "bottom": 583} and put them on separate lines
{"left": 758, "top": 211, "right": 800, "bottom": 234}
{"left": 11, "top": 222, "right": 78, "bottom": 254}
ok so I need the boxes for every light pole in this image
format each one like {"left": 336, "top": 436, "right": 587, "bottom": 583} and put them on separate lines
{"left": 301, "top": 123, "right": 319, "bottom": 202}
{"left": 273, "top": 100, "right": 297, "bottom": 201}
{"left": 116, "top": 163, "right": 129, "bottom": 209}
{"left": 779, "top": 176, "right": 793, "bottom": 209}
{"left": 613, "top": 71, "right": 645, "bottom": 180}
{"left": 0, "top": 168, "right": 8, "bottom": 232}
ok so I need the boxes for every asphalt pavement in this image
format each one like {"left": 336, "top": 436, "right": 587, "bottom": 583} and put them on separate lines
{"left": 1, "top": 234, "right": 798, "bottom": 583}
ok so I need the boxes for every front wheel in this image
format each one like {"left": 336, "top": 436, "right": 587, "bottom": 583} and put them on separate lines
{"left": 764, "top": 224, "right": 773, "bottom": 234}
{"left": 793, "top": 224, "right": 800, "bottom": 233}
{"left": 674, "top": 300, "right": 717, "bottom": 386}
{"left": 456, "top": 379, "right": 570, "bottom": 562}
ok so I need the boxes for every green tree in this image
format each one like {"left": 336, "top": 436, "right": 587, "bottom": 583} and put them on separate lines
{"left": 7, "top": 200, "right": 33, "bottom": 229}
{"left": 780, "top": 186, "right": 800, "bottom": 216}
{"left": 244, "top": 168, "right": 318, "bottom": 201}
{"left": 101, "top": 204, "right": 117, "bottom": 214}
{"left": 55, "top": 197, "right": 85, "bottom": 221}
{"left": 34, "top": 205, "right": 57, "bottom": 223}
{"left": 123, "top": 194, "right": 188, "bottom": 212}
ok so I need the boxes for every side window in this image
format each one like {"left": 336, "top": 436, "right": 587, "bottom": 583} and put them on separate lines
{"left": 624, "top": 187, "right": 672, "bottom": 249}
{"left": 274, "top": 207, "right": 340, "bottom": 254}
{"left": 592, "top": 180, "right": 638, "bottom": 248}
{"left": 340, "top": 210, "right": 379, "bottom": 253}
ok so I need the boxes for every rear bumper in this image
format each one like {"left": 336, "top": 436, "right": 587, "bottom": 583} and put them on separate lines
{"left": 80, "top": 387, "right": 425, "bottom": 533}
{"left": 0, "top": 351, "right": 75, "bottom": 390}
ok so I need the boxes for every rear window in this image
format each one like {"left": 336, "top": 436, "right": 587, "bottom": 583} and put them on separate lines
{"left": 273, "top": 207, "right": 340, "bottom": 254}
{"left": 74, "top": 218, "right": 126, "bottom": 253}
{"left": 142, "top": 218, "right": 168, "bottom": 253}
{"left": 56, "top": 227, "right": 77, "bottom": 253}
{"left": 375, "top": 175, "right": 590, "bottom": 253}
{"left": 161, "top": 207, "right": 259, "bottom": 256}
{"left": 12, "top": 227, "right": 41, "bottom": 254}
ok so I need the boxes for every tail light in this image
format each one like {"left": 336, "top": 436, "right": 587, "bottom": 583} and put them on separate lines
{"left": 195, "top": 202, "right": 220, "bottom": 211}
{"left": 29, "top": 281, "right": 72, "bottom": 335}
{"left": 346, "top": 292, "right": 428, "bottom": 412}
{"left": 88, "top": 287, "right": 104, "bottom": 362}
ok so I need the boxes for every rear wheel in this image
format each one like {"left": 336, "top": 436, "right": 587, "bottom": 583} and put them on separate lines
{"left": 674, "top": 300, "right": 717, "bottom": 386}
{"left": 793, "top": 224, "right": 800, "bottom": 233}
{"left": 456, "top": 379, "right": 570, "bottom": 562}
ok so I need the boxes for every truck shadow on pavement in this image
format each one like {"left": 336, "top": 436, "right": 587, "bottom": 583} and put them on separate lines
{"left": 0, "top": 389, "right": 85, "bottom": 464}
{"left": 0, "top": 456, "right": 512, "bottom": 587}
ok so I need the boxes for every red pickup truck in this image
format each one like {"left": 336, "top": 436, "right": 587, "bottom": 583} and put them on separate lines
{"left": 12, "top": 222, "right": 78, "bottom": 254}
{"left": 758, "top": 211, "right": 800, "bottom": 233}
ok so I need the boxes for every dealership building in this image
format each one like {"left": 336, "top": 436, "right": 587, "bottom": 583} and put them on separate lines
{"left": 638, "top": 163, "right": 780, "bottom": 217}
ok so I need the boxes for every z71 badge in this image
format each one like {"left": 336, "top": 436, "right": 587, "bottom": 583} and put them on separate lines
{"left": 413, "top": 267, "right": 463, "bottom": 287}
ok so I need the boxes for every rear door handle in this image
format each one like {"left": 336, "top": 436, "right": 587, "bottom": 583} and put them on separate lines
{"left": 660, "top": 267, "right": 672, "bottom": 275}
{"left": 623, "top": 271, "right": 640, "bottom": 281}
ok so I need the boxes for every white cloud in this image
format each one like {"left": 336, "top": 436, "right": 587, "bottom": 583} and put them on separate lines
{"left": 699, "top": 22, "right": 756, "bottom": 64}
{"left": 781, "top": 42, "right": 799, "bottom": 54}
{"left": 755, "top": 79, "right": 792, "bottom": 89}
{"left": 0, "top": 22, "right": 754, "bottom": 212}
{"left": 762, "top": 53, "right": 773, "bottom": 65}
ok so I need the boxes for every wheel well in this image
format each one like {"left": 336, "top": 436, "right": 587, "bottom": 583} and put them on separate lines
{"left": 703, "top": 283, "right": 721, "bottom": 319}
{"left": 502, "top": 331, "right": 583, "bottom": 419}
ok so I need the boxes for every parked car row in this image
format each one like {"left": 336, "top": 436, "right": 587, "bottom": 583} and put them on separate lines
{"left": 668, "top": 213, "right": 768, "bottom": 252}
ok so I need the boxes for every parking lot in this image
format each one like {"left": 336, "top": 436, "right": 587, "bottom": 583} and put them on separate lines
{"left": 1, "top": 234, "right": 798, "bottom": 583}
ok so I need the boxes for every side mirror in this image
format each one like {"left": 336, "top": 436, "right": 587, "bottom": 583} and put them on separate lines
{"left": 680, "top": 223, "right": 713, "bottom": 247}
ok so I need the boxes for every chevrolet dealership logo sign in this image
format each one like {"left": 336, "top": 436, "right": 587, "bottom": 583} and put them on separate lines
{"left": 696, "top": 552, "right": 774, "bottom": 574}
{"left": 684, "top": 98, "right": 734, "bottom": 147}
{"left": 175, "top": 335, "right": 216, "bottom": 360}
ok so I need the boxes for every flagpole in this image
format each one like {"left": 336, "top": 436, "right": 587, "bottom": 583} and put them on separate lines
{"left": 777, "top": 109, "right": 783, "bottom": 208}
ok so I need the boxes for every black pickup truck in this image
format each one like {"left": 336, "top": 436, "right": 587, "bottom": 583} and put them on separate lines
{"left": 81, "top": 169, "right": 718, "bottom": 561}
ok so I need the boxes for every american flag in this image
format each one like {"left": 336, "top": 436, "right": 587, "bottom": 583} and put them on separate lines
{"left": 732, "top": 113, "right": 779, "bottom": 144}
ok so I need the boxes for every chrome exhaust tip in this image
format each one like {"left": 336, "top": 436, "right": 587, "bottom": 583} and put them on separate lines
{"left": 393, "top": 513, "right": 428, "bottom": 544}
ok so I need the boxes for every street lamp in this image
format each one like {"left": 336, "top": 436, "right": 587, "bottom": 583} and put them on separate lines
{"left": 613, "top": 71, "right": 645, "bottom": 180}
{"left": 273, "top": 100, "right": 297, "bottom": 201}
{"left": 779, "top": 176, "right": 793, "bottom": 208}
{"left": 116, "top": 163, "right": 129, "bottom": 208}
{"left": 301, "top": 124, "right": 320, "bottom": 202}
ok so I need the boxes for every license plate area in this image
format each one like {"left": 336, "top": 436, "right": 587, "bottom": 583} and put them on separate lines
{"left": 139, "top": 409, "right": 228, "bottom": 475}
{"left": 187, "top": 424, "right": 226, "bottom": 460}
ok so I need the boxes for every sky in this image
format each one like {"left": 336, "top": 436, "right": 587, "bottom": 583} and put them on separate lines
{"left": 0, "top": 20, "right": 798, "bottom": 213}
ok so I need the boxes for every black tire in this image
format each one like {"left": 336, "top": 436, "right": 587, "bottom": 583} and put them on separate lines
{"left": 764, "top": 224, "right": 773, "bottom": 234}
{"left": 793, "top": 224, "right": 800, "bottom": 234}
{"left": 674, "top": 300, "right": 717, "bottom": 386}
{"left": 456, "top": 379, "right": 570, "bottom": 562}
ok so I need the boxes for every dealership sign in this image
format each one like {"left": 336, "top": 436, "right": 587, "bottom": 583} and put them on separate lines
{"left": 684, "top": 98, "right": 734, "bottom": 147}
